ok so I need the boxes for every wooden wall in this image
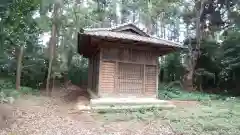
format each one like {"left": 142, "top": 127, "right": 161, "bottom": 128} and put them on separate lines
{"left": 98, "top": 47, "right": 159, "bottom": 98}
{"left": 102, "top": 47, "right": 157, "bottom": 65}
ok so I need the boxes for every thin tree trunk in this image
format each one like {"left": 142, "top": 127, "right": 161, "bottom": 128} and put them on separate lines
{"left": 199, "top": 76, "right": 203, "bottom": 91}
{"left": 52, "top": 77, "right": 55, "bottom": 93}
{"left": 46, "top": 37, "right": 54, "bottom": 96}
{"left": 183, "top": 22, "right": 194, "bottom": 91}
{"left": 121, "top": 0, "right": 127, "bottom": 24}
{"left": 46, "top": 3, "right": 59, "bottom": 96}
{"left": 16, "top": 46, "right": 24, "bottom": 90}
{"left": 132, "top": 10, "right": 136, "bottom": 23}
{"left": 196, "top": 0, "right": 205, "bottom": 50}
{"left": 116, "top": 0, "right": 121, "bottom": 24}
{"left": 96, "top": 0, "right": 105, "bottom": 27}
{"left": 184, "top": 70, "right": 194, "bottom": 91}
{"left": 146, "top": 0, "right": 152, "bottom": 35}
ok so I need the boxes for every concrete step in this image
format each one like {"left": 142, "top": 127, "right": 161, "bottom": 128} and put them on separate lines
{"left": 91, "top": 104, "right": 176, "bottom": 113}
{"left": 76, "top": 104, "right": 175, "bottom": 113}
{"left": 90, "top": 98, "right": 170, "bottom": 107}
{"left": 77, "top": 98, "right": 175, "bottom": 113}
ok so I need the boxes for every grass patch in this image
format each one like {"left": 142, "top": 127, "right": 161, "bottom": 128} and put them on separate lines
{"left": 159, "top": 99, "right": 240, "bottom": 135}
{"left": 158, "top": 85, "right": 227, "bottom": 101}
{"left": 94, "top": 85, "right": 240, "bottom": 134}
{"left": 94, "top": 99, "right": 240, "bottom": 134}
{"left": 156, "top": 85, "right": 240, "bottom": 134}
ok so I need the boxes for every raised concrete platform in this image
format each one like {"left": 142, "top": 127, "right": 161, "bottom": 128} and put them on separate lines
{"left": 76, "top": 98, "right": 175, "bottom": 112}
{"left": 91, "top": 98, "right": 170, "bottom": 106}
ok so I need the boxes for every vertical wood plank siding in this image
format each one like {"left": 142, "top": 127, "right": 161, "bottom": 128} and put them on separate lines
{"left": 118, "top": 63, "right": 143, "bottom": 94}
{"left": 98, "top": 47, "right": 158, "bottom": 97}
{"left": 145, "top": 65, "right": 157, "bottom": 95}
{"left": 100, "top": 61, "right": 115, "bottom": 95}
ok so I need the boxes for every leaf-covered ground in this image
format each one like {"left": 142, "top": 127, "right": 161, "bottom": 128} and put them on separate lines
{"left": 1, "top": 88, "right": 240, "bottom": 135}
{"left": 0, "top": 90, "right": 175, "bottom": 135}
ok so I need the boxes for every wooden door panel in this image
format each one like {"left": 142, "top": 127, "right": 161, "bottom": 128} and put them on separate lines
{"left": 117, "top": 63, "right": 143, "bottom": 94}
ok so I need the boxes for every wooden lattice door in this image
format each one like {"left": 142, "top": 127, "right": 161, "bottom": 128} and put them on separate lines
{"left": 117, "top": 62, "right": 144, "bottom": 95}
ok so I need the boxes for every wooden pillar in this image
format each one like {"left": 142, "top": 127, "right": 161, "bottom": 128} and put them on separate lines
{"left": 115, "top": 61, "right": 118, "bottom": 94}
{"left": 92, "top": 55, "right": 96, "bottom": 92}
{"left": 87, "top": 56, "right": 92, "bottom": 90}
{"left": 143, "top": 64, "right": 146, "bottom": 95}
{"left": 98, "top": 48, "right": 102, "bottom": 97}
{"left": 156, "top": 57, "right": 159, "bottom": 99}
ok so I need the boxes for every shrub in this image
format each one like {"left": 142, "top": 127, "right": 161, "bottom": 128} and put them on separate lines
{"left": 20, "top": 87, "right": 39, "bottom": 95}
{"left": 0, "top": 79, "right": 39, "bottom": 103}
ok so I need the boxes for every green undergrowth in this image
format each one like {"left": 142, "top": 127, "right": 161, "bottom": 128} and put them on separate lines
{"left": 94, "top": 98, "right": 240, "bottom": 135}
{"left": 0, "top": 79, "right": 39, "bottom": 103}
{"left": 160, "top": 99, "right": 240, "bottom": 135}
{"left": 158, "top": 85, "right": 228, "bottom": 101}
{"left": 94, "top": 84, "right": 240, "bottom": 134}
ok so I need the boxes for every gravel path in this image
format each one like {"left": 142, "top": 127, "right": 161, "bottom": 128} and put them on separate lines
{"left": 0, "top": 93, "right": 176, "bottom": 135}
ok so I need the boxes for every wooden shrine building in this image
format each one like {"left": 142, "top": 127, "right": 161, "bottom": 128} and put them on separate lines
{"left": 78, "top": 23, "right": 183, "bottom": 99}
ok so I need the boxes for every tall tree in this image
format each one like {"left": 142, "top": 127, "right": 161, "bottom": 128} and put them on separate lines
{"left": 183, "top": 0, "right": 205, "bottom": 90}
{"left": 45, "top": 0, "right": 61, "bottom": 95}
{"left": 182, "top": 0, "right": 240, "bottom": 91}
{"left": 1, "top": 0, "right": 40, "bottom": 90}
{"left": 16, "top": 46, "right": 24, "bottom": 90}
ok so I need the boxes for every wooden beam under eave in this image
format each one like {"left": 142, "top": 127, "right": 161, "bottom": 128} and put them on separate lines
{"left": 100, "top": 41, "right": 159, "bottom": 52}
{"left": 158, "top": 48, "right": 177, "bottom": 56}
{"left": 81, "top": 36, "right": 101, "bottom": 58}
{"left": 88, "top": 36, "right": 180, "bottom": 57}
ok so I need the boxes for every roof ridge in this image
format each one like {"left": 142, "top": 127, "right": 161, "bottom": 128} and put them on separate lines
{"left": 83, "top": 23, "right": 150, "bottom": 37}
{"left": 84, "top": 22, "right": 136, "bottom": 31}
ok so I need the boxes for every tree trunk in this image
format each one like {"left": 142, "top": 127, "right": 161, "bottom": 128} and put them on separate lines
{"left": 115, "top": 0, "right": 121, "bottom": 24}
{"left": 16, "top": 46, "right": 24, "bottom": 90}
{"left": 146, "top": 0, "right": 152, "bottom": 35}
{"left": 121, "top": 0, "right": 127, "bottom": 24}
{"left": 184, "top": 70, "right": 194, "bottom": 91}
{"left": 196, "top": 0, "right": 204, "bottom": 50}
{"left": 199, "top": 76, "right": 203, "bottom": 92}
{"left": 46, "top": 3, "right": 59, "bottom": 96}
{"left": 183, "top": 0, "right": 205, "bottom": 91}
{"left": 132, "top": 10, "right": 136, "bottom": 23}
{"left": 46, "top": 37, "right": 54, "bottom": 96}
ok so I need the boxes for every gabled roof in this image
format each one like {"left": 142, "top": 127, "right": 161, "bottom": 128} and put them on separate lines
{"left": 78, "top": 23, "right": 184, "bottom": 57}
{"left": 84, "top": 23, "right": 150, "bottom": 37}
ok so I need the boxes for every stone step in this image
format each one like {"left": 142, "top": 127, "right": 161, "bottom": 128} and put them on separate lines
{"left": 77, "top": 98, "right": 175, "bottom": 113}
{"left": 90, "top": 98, "right": 170, "bottom": 107}
{"left": 90, "top": 104, "right": 176, "bottom": 113}
{"left": 76, "top": 103, "right": 175, "bottom": 113}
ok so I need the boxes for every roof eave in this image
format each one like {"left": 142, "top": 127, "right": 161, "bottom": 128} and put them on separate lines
{"left": 80, "top": 31, "right": 185, "bottom": 49}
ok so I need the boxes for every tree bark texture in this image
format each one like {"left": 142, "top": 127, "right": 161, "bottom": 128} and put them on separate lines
{"left": 146, "top": 0, "right": 153, "bottom": 35}
{"left": 46, "top": 3, "right": 59, "bottom": 96}
{"left": 184, "top": 0, "right": 205, "bottom": 91}
{"left": 16, "top": 46, "right": 24, "bottom": 90}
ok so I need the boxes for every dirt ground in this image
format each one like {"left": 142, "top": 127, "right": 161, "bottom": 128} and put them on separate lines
{"left": 0, "top": 86, "right": 178, "bottom": 135}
